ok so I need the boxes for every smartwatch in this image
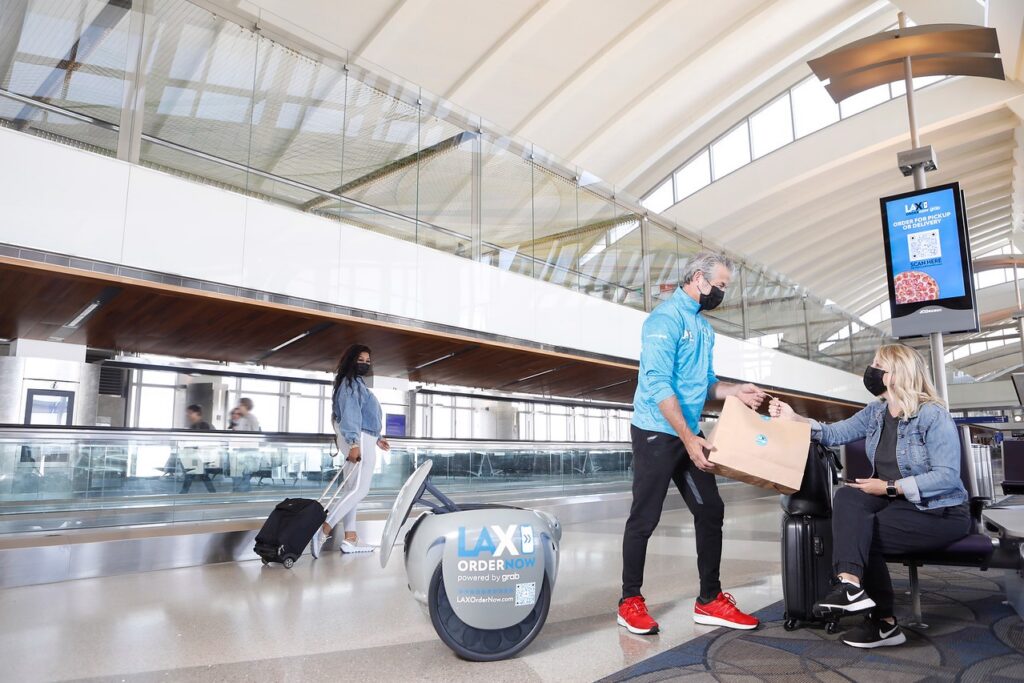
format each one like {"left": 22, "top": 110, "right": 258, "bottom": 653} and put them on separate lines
{"left": 886, "top": 480, "right": 898, "bottom": 499}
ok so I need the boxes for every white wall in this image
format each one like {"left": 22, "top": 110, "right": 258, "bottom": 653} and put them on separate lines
{"left": 0, "top": 126, "right": 873, "bottom": 403}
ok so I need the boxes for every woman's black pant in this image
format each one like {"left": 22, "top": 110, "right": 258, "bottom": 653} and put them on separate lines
{"left": 831, "top": 486, "right": 971, "bottom": 618}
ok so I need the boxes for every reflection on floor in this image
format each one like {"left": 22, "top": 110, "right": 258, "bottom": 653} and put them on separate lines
{"left": 0, "top": 485, "right": 784, "bottom": 682}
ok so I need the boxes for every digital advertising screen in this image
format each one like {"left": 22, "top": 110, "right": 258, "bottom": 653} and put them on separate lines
{"left": 879, "top": 182, "right": 978, "bottom": 337}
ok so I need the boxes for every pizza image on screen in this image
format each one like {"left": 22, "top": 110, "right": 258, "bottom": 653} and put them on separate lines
{"left": 893, "top": 270, "right": 939, "bottom": 304}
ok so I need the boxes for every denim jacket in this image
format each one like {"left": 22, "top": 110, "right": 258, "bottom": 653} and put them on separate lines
{"left": 332, "top": 377, "right": 382, "bottom": 445}
{"left": 811, "top": 401, "right": 967, "bottom": 510}
{"left": 632, "top": 287, "right": 717, "bottom": 436}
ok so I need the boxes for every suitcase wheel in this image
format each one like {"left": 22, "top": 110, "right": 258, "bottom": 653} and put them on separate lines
{"left": 261, "top": 558, "right": 270, "bottom": 566}
{"left": 783, "top": 619, "right": 798, "bottom": 632}
{"left": 283, "top": 557, "right": 295, "bottom": 569}
{"left": 825, "top": 621, "right": 840, "bottom": 635}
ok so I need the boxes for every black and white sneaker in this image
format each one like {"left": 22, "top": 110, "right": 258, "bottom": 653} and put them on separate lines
{"left": 813, "top": 581, "right": 876, "bottom": 616}
{"left": 841, "top": 615, "right": 906, "bottom": 649}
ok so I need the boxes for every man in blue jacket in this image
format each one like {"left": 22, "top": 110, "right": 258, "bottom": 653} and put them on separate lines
{"left": 617, "top": 251, "right": 768, "bottom": 635}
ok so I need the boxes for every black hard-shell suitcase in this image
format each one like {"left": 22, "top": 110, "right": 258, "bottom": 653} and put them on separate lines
{"left": 780, "top": 442, "right": 842, "bottom": 633}
{"left": 254, "top": 464, "right": 350, "bottom": 568}
{"left": 781, "top": 514, "right": 839, "bottom": 633}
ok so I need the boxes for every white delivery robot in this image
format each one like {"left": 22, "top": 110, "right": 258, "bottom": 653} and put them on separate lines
{"left": 380, "top": 461, "right": 561, "bottom": 661}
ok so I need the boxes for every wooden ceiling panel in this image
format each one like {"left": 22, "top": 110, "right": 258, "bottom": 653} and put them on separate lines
{"left": 0, "top": 257, "right": 864, "bottom": 420}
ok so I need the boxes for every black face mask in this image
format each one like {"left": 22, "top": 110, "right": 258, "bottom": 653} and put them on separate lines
{"left": 355, "top": 362, "right": 371, "bottom": 377}
{"left": 698, "top": 282, "right": 726, "bottom": 312}
{"left": 863, "top": 366, "right": 887, "bottom": 396}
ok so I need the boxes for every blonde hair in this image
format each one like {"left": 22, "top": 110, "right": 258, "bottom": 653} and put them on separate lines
{"left": 875, "top": 344, "right": 945, "bottom": 418}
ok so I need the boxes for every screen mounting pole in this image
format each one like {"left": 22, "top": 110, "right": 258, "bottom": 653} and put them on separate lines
{"left": 897, "top": 11, "right": 948, "bottom": 402}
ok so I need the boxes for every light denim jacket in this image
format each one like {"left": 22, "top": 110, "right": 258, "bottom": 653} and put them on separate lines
{"left": 811, "top": 401, "right": 967, "bottom": 510}
{"left": 332, "top": 377, "right": 382, "bottom": 445}
{"left": 632, "top": 287, "right": 717, "bottom": 436}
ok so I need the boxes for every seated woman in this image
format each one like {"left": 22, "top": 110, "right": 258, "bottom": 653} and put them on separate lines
{"left": 770, "top": 343, "right": 969, "bottom": 649}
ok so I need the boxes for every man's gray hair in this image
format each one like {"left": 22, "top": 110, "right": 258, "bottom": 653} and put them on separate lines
{"left": 681, "top": 251, "right": 735, "bottom": 285}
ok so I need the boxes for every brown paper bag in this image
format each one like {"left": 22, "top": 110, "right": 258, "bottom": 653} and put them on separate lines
{"left": 707, "top": 395, "right": 811, "bottom": 494}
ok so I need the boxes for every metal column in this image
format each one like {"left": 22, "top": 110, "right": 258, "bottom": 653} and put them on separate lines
{"left": 470, "top": 128, "right": 482, "bottom": 262}
{"left": 897, "top": 11, "right": 947, "bottom": 402}
{"left": 640, "top": 218, "right": 653, "bottom": 312}
{"left": 117, "top": 0, "right": 149, "bottom": 163}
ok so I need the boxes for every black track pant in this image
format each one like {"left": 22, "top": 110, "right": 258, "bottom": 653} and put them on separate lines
{"left": 622, "top": 425, "right": 725, "bottom": 601}
{"left": 832, "top": 486, "right": 970, "bottom": 618}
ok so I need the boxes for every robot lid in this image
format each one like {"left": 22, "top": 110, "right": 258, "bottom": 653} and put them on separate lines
{"left": 379, "top": 459, "right": 433, "bottom": 568}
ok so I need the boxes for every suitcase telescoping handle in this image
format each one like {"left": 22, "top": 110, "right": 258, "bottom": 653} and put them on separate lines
{"left": 318, "top": 460, "right": 360, "bottom": 510}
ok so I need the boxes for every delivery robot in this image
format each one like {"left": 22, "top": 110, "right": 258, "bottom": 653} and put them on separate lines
{"left": 380, "top": 460, "right": 561, "bottom": 661}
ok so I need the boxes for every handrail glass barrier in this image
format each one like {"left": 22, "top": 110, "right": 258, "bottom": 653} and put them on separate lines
{"left": 0, "top": 427, "right": 633, "bottom": 533}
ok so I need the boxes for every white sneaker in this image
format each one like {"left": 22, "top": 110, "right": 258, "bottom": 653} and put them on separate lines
{"left": 310, "top": 527, "right": 327, "bottom": 559}
{"left": 340, "top": 539, "right": 374, "bottom": 554}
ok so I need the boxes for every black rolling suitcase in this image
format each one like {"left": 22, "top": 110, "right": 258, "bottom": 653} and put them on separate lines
{"left": 254, "top": 464, "right": 350, "bottom": 568}
{"left": 780, "top": 443, "right": 842, "bottom": 633}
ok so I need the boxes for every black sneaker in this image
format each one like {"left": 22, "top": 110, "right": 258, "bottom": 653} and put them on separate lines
{"left": 813, "top": 580, "right": 876, "bottom": 616}
{"left": 841, "top": 615, "right": 907, "bottom": 648}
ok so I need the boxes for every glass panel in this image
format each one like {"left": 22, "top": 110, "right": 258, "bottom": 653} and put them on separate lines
{"left": 791, "top": 77, "right": 839, "bottom": 138}
{"left": 532, "top": 166, "right": 579, "bottom": 289}
{"left": 137, "top": 386, "right": 174, "bottom": 428}
{"left": 0, "top": 0, "right": 130, "bottom": 153}
{"left": 416, "top": 97, "right": 474, "bottom": 257}
{"left": 252, "top": 395, "right": 279, "bottom": 432}
{"left": 27, "top": 393, "right": 72, "bottom": 426}
{"left": 480, "top": 136, "right": 533, "bottom": 277}
{"left": 142, "top": 370, "right": 176, "bottom": 386}
{"left": 288, "top": 395, "right": 320, "bottom": 433}
{"left": 240, "top": 378, "right": 280, "bottom": 393}
{"left": 578, "top": 201, "right": 643, "bottom": 309}
{"left": 641, "top": 178, "right": 673, "bottom": 213}
{"left": 750, "top": 94, "right": 793, "bottom": 158}
{"left": 840, "top": 83, "right": 890, "bottom": 118}
{"left": 808, "top": 304, "right": 854, "bottom": 370}
{"left": 710, "top": 122, "right": 750, "bottom": 179}
{"left": 339, "top": 68, "right": 420, "bottom": 232}
{"left": 744, "top": 274, "right": 808, "bottom": 357}
{"left": 140, "top": 0, "right": 257, "bottom": 190}
{"left": 646, "top": 224, "right": 681, "bottom": 305}
{"left": 243, "top": 34, "right": 345, "bottom": 208}
{"left": 674, "top": 150, "right": 711, "bottom": 201}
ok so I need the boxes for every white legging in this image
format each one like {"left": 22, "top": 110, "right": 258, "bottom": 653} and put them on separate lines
{"left": 325, "top": 428, "right": 376, "bottom": 535}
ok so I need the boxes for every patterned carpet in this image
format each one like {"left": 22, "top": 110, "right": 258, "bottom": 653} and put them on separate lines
{"left": 602, "top": 567, "right": 1024, "bottom": 682}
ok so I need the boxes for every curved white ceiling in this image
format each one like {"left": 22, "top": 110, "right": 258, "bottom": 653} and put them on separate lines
{"left": 223, "top": 0, "right": 897, "bottom": 192}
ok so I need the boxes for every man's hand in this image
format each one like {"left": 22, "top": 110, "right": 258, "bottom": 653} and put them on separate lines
{"left": 847, "top": 478, "right": 889, "bottom": 496}
{"left": 683, "top": 433, "right": 716, "bottom": 472}
{"left": 736, "top": 383, "right": 767, "bottom": 410}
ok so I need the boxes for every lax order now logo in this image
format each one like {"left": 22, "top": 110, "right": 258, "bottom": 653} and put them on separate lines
{"left": 456, "top": 524, "right": 537, "bottom": 571}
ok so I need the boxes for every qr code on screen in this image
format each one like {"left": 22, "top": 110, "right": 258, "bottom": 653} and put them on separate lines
{"left": 515, "top": 582, "right": 537, "bottom": 606}
{"left": 908, "top": 229, "right": 941, "bottom": 262}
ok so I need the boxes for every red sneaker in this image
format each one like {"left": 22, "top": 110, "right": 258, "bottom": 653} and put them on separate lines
{"left": 617, "top": 596, "right": 660, "bottom": 635}
{"left": 693, "top": 592, "right": 758, "bottom": 630}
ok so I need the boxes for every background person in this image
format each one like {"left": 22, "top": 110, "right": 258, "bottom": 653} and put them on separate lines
{"left": 233, "top": 398, "right": 261, "bottom": 432}
{"left": 770, "top": 343, "right": 969, "bottom": 649}
{"left": 186, "top": 404, "right": 213, "bottom": 430}
{"left": 618, "top": 251, "right": 768, "bottom": 636}
{"left": 310, "top": 344, "right": 390, "bottom": 557}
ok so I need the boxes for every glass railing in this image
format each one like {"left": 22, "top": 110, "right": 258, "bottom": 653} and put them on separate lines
{"left": 0, "top": 427, "right": 633, "bottom": 533}
{"left": 0, "top": 0, "right": 890, "bottom": 371}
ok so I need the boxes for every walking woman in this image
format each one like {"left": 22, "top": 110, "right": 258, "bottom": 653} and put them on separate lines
{"left": 769, "top": 343, "right": 969, "bottom": 649}
{"left": 310, "top": 344, "right": 390, "bottom": 557}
